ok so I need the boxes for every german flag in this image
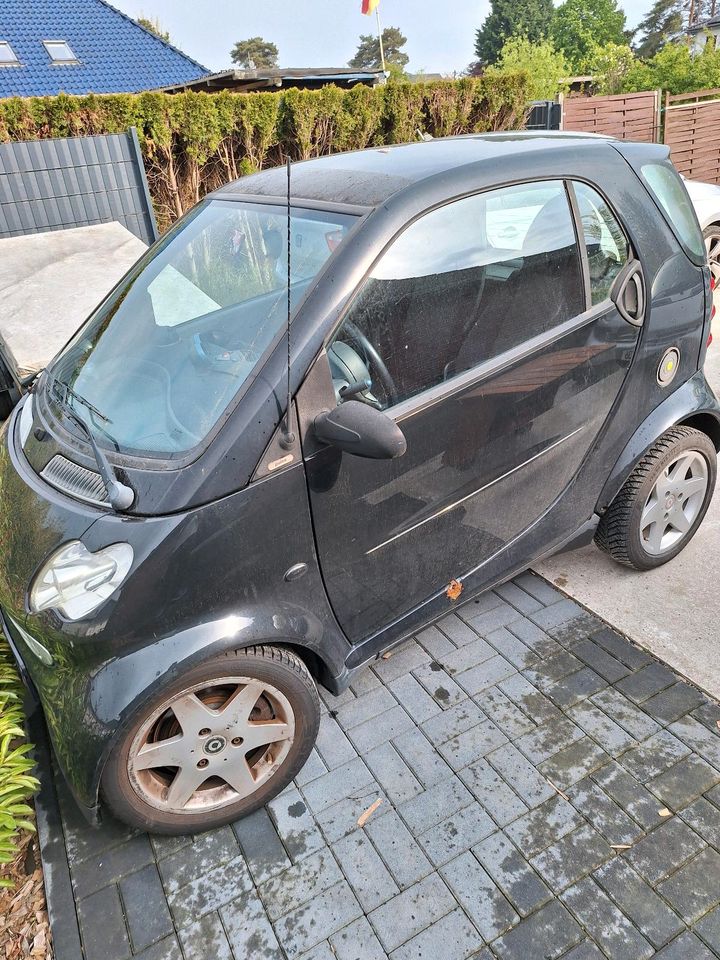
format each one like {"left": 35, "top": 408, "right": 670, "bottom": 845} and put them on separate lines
{"left": 362, "top": 0, "right": 380, "bottom": 14}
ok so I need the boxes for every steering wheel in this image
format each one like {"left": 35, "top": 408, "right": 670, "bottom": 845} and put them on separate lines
{"left": 342, "top": 320, "right": 398, "bottom": 406}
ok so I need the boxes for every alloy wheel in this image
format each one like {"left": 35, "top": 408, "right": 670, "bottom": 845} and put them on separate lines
{"left": 127, "top": 676, "right": 295, "bottom": 813}
{"left": 706, "top": 228, "right": 720, "bottom": 290}
{"left": 640, "top": 450, "right": 709, "bottom": 556}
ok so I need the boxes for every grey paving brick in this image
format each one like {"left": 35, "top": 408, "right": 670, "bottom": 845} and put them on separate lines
{"left": 301, "top": 757, "right": 375, "bottom": 815}
{"left": 330, "top": 916, "right": 387, "bottom": 960}
{"left": 514, "top": 572, "right": 564, "bottom": 606}
{"left": 60, "top": 785, "right": 139, "bottom": 867}
{"left": 507, "top": 617, "right": 560, "bottom": 658}
{"left": 658, "top": 846, "right": 720, "bottom": 923}
{"left": 530, "top": 824, "right": 613, "bottom": 893}
{"left": 415, "top": 624, "right": 457, "bottom": 659}
{"left": 368, "top": 873, "right": 455, "bottom": 953}
{"left": 148, "top": 833, "right": 191, "bottom": 862}
{"left": 388, "top": 673, "right": 442, "bottom": 724}
{"left": 458, "top": 592, "right": 505, "bottom": 619}
{"left": 459, "top": 756, "right": 528, "bottom": 826}
{"left": 336, "top": 688, "right": 397, "bottom": 730}
{"left": 669, "top": 715, "right": 720, "bottom": 768}
{"left": 648, "top": 754, "right": 720, "bottom": 811}
{"left": 72, "top": 832, "right": 155, "bottom": 900}
{"left": 695, "top": 904, "right": 720, "bottom": 955}
{"left": 454, "top": 654, "right": 517, "bottom": 696}
{"left": 709, "top": 782, "right": 720, "bottom": 809}
{"left": 177, "top": 913, "right": 233, "bottom": 960}
{"left": 135, "top": 935, "right": 183, "bottom": 960}
{"left": 494, "top": 580, "right": 544, "bottom": 615}
{"left": 594, "top": 858, "right": 684, "bottom": 950}
{"left": 543, "top": 669, "right": 608, "bottom": 710}
{"left": 299, "top": 943, "right": 335, "bottom": 960}
{"left": 680, "top": 796, "right": 720, "bottom": 847}
{"left": 412, "top": 661, "right": 467, "bottom": 708}
{"left": 364, "top": 741, "right": 424, "bottom": 805}
{"left": 620, "top": 729, "right": 691, "bottom": 783}
{"left": 268, "top": 785, "right": 325, "bottom": 861}
{"left": 538, "top": 737, "right": 610, "bottom": 790}
{"left": 473, "top": 831, "right": 551, "bottom": 916}
{"left": 693, "top": 701, "right": 720, "bottom": 732}
{"left": 166, "top": 854, "right": 253, "bottom": 927}
{"left": 333, "top": 831, "right": 399, "bottom": 911}
{"left": 389, "top": 907, "right": 482, "bottom": 960}
{"left": 439, "top": 637, "right": 496, "bottom": 674}
{"left": 566, "top": 778, "right": 643, "bottom": 845}
{"left": 626, "top": 816, "right": 706, "bottom": 884}
{"left": 486, "top": 743, "right": 555, "bottom": 807}
{"left": 474, "top": 686, "right": 536, "bottom": 738}
{"left": 315, "top": 786, "right": 390, "bottom": 844}
{"left": 348, "top": 706, "right": 416, "bottom": 753}
{"left": 567, "top": 700, "right": 638, "bottom": 756}
{"left": 561, "top": 876, "right": 654, "bottom": 960}
{"left": 498, "top": 673, "right": 563, "bottom": 726}
{"left": 515, "top": 717, "right": 584, "bottom": 765}
{"left": 616, "top": 662, "right": 678, "bottom": 704}
{"left": 421, "top": 698, "right": 488, "bottom": 746}
{"left": 505, "top": 795, "right": 583, "bottom": 859}
{"left": 464, "top": 599, "right": 523, "bottom": 635}
{"left": 571, "top": 638, "right": 631, "bottom": 683}
{"left": 490, "top": 899, "right": 583, "bottom": 960}
{"left": 315, "top": 714, "right": 357, "bottom": 770}
{"left": 77, "top": 884, "right": 130, "bottom": 960}
{"left": 274, "top": 879, "right": 362, "bottom": 958}
{"left": 654, "top": 931, "right": 718, "bottom": 959}
{"left": 529, "top": 598, "right": 584, "bottom": 631}
{"left": 590, "top": 626, "right": 652, "bottom": 670}
{"left": 416, "top": 801, "right": 495, "bottom": 866}
{"left": 591, "top": 760, "right": 667, "bottom": 830}
{"left": 438, "top": 716, "right": 508, "bottom": 770}
{"left": 350, "top": 668, "right": 383, "bottom": 697}
{"left": 366, "top": 810, "right": 433, "bottom": 890}
{"left": 485, "top": 626, "right": 539, "bottom": 668}
{"left": 373, "top": 641, "right": 432, "bottom": 683}
{"left": 296, "top": 748, "right": 329, "bottom": 787}
{"left": 546, "top": 612, "right": 602, "bottom": 647}
{"left": 259, "top": 847, "right": 342, "bottom": 921}
{"left": 436, "top": 612, "right": 480, "bottom": 647}
{"left": 157, "top": 827, "right": 238, "bottom": 895}
{"left": 440, "top": 851, "right": 518, "bottom": 940}
{"left": 119, "top": 864, "right": 174, "bottom": 953}
{"left": 643, "top": 681, "right": 707, "bottom": 725}
{"left": 525, "top": 650, "right": 584, "bottom": 688}
{"left": 233, "top": 806, "right": 291, "bottom": 885}
{"left": 560, "top": 943, "right": 606, "bottom": 960}
{"left": 397, "top": 774, "right": 473, "bottom": 833}
{"left": 393, "top": 726, "right": 453, "bottom": 787}
{"left": 590, "top": 687, "right": 661, "bottom": 741}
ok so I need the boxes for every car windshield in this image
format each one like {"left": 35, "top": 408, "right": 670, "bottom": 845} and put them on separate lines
{"left": 44, "top": 199, "right": 356, "bottom": 458}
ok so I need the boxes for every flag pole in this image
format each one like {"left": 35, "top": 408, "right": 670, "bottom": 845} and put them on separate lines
{"left": 376, "top": 6, "right": 387, "bottom": 74}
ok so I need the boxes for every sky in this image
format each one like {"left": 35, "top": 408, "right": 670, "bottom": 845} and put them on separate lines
{"left": 114, "top": 0, "right": 650, "bottom": 77}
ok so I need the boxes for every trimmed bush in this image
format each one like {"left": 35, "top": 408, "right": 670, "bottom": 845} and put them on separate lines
{"left": 0, "top": 76, "right": 532, "bottom": 231}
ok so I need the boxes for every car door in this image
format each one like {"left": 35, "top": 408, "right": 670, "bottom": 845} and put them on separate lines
{"left": 299, "top": 178, "right": 643, "bottom": 647}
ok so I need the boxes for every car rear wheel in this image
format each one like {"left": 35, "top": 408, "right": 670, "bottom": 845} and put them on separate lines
{"left": 595, "top": 426, "right": 716, "bottom": 571}
{"left": 102, "top": 645, "right": 320, "bottom": 834}
{"left": 705, "top": 224, "right": 720, "bottom": 290}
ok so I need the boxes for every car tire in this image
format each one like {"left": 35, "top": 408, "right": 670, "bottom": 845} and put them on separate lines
{"left": 595, "top": 426, "right": 716, "bottom": 571}
{"left": 704, "top": 223, "right": 720, "bottom": 289}
{"left": 101, "top": 645, "right": 320, "bottom": 834}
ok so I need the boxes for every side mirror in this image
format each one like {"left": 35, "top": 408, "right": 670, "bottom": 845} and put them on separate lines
{"left": 313, "top": 400, "right": 407, "bottom": 460}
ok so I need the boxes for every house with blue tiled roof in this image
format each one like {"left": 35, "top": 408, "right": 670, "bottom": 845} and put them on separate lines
{"left": 0, "top": 0, "right": 209, "bottom": 98}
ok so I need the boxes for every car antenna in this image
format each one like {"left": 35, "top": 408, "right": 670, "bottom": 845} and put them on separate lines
{"left": 279, "top": 156, "right": 296, "bottom": 450}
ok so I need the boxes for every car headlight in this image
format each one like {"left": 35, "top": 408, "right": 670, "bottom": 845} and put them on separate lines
{"left": 29, "top": 541, "right": 133, "bottom": 621}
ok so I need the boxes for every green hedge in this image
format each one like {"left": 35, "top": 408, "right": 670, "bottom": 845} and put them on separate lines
{"left": 0, "top": 75, "right": 531, "bottom": 231}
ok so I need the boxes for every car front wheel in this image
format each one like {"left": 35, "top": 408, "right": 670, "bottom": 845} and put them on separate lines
{"left": 595, "top": 426, "right": 716, "bottom": 571}
{"left": 102, "top": 645, "right": 320, "bottom": 834}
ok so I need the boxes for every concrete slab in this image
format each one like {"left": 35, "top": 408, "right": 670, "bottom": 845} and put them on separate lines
{"left": 537, "top": 308, "right": 720, "bottom": 700}
{"left": 0, "top": 223, "right": 146, "bottom": 375}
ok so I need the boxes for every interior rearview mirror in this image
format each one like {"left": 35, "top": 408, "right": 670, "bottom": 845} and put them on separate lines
{"left": 313, "top": 400, "right": 407, "bottom": 460}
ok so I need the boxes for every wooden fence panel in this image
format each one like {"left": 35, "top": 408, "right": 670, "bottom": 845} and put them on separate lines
{"left": 664, "top": 90, "right": 720, "bottom": 183}
{"left": 560, "top": 90, "right": 660, "bottom": 142}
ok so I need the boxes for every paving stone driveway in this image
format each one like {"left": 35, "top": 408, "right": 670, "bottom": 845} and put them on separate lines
{"left": 49, "top": 573, "right": 720, "bottom": 960}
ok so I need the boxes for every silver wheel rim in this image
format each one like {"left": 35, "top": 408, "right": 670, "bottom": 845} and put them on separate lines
{"left": 706, "top": 230, "right": 720, "bottom": 288}
{"left": 640, "top": 450, "right": 709, "bottom": 556}
{"left": 128, "top": 676, "right": 295, "bottom": 814}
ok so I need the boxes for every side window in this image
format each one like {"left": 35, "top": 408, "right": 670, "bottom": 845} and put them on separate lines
{"left": 641, "top": 161, "right": 705, "bottom": 262}
{"left": 329, "top": 180, "right": 585, "bottom": 410}
{"left": 573, "top": 182, "right": 629, "bottom": 305}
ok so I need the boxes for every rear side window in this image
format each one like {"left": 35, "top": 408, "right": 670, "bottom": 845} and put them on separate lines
{"left": 641, "top": 162, "right": 705, "bottom": 261}
{"left": 573, "top": 182, "right": 629, "bottom": 304}
{"left": 331, "top": 180, "right": 585, "bottom": 410}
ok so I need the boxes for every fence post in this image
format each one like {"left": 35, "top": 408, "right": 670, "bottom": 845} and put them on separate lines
{"left": 558, "top": 92, "right": 565, "bottom": 131}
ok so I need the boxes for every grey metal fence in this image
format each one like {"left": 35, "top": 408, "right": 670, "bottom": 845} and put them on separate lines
{"left": 0, "top": 127, "right": 157, "bottom": 245}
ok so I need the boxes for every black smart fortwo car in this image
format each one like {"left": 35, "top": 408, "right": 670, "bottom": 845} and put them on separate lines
{"left": 1, "top": 133, "right": 718, "bottom": 834}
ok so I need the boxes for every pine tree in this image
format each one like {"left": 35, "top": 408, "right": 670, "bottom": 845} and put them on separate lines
{"left": 349, "top": 27, "right": 409, "bottom": 71}
{"left": 475, "top": 0, "right": 555, "bottom": 65}
{"left": 634, "top": 0, "right": 684, "bottom": 57}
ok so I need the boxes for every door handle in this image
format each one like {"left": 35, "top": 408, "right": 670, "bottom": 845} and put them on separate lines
{"left": 611, "top": 260, "right": 646, "bottom": 327}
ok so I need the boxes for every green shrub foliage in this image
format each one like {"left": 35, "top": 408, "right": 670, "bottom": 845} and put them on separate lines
{"left": 0, "top": 77, "right": 531, "bottom": 231}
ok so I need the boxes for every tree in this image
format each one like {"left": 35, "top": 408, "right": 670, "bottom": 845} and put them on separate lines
{"left": 474, "top": 0, "right": 555, "bottom": 65}
{"left": 230, "top": 37, "right": 279, "bottom": 69}
{"left": 137, "top": 16, "right": 170, "bottom": 42}
{"left": 633, "top": 0, "right": 684, "bottom": 58}
{"left": 349, "top": 26, "right": 409, "bottom": 71}
{"left": 623, "top": 38, "right": 720, "bottom": 92}
{"left": 486, "top": 37, "right": 569, "bottom": 100}
{"left": 586, "top": 41, "right": 636, "bottom": 92}
{"left": 552, "top": 0, "right": 627, "bottom": 70}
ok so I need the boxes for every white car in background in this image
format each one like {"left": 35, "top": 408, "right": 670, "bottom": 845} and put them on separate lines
{"left": 685, "top": 177, "right": 720, "bottom": 289}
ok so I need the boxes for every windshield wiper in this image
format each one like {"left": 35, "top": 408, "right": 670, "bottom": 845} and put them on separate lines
{"left": 46, "top": 374, "right": 134, "bottom": 511}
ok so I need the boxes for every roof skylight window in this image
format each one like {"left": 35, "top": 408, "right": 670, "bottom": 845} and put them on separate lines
{"left": 0, "top": 41, "right": 20, "bottom": 66}
{"left": 43, "top": 40, "right": 79, "bottom": 64}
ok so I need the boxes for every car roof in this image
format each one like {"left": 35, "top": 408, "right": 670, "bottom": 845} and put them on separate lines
{"left": 215, "top": 132, "right": 622, "bottom": 209}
